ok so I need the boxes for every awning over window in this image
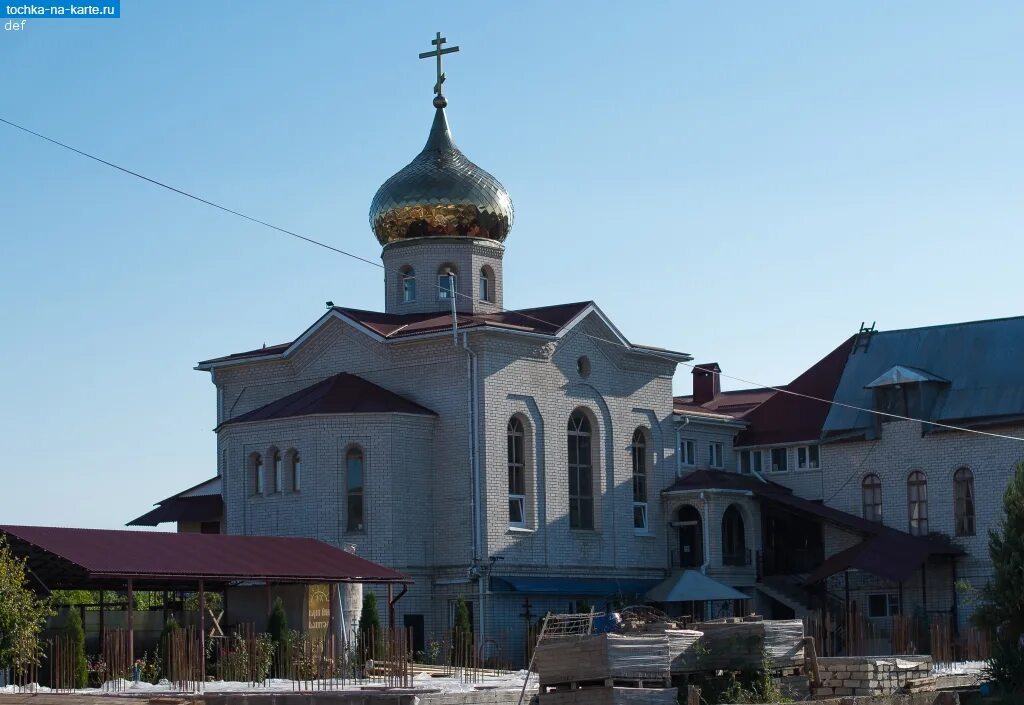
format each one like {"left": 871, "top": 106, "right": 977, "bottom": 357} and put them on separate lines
{"left": 490, "top": 575, "right": 658, "bottom": 597}
{"left": 645, "top": 570, "right": 750, "bottom": 603}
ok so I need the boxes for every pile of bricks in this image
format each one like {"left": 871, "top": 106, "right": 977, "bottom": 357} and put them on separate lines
{"left": 813, "top": 655, "right": 933, "bottom": 697}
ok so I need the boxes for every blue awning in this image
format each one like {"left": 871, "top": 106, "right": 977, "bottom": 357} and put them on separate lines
{"left": 490, "top": 575, "right": 659, "bottom": 597}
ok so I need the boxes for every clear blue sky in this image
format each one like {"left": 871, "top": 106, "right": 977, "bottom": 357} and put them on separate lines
{"left": 1, "top": 1, "right": 1021, "bottom": 528}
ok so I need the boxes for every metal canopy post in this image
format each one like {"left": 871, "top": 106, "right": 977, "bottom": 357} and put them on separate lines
{"left": 387, "top": 583, "right": 394, "bottom": 633}
{"left": 126, "top": 579, "right": 134, "bottom": 662}
{"left": 199, "top": 579, "right": 206, "bottom": 683}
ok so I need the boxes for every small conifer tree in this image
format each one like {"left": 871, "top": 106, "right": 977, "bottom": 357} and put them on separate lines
{"left": 975, "top": 461, "right": 1024, "bottom": 694}
{"left": 451, "top": 596, "right": 472, "bottom": 666}
{"left": 358, "top": 592, "right": 381, "bottom": 661}
{"left": 267, "top": 597, "right": 288, "bottom": 646}
{"left": 64, "top": 608, "right": 88, "bottom": 688}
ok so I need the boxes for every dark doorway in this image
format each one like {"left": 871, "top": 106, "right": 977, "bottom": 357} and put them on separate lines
{"left": 677, "top": 505, "right": 703, "bottom": 568}
{"left": 722, "top": 505, "right": 747, "bottom": 566}
{"left": 404, "top": 614, "right": 425, "bottom": 655}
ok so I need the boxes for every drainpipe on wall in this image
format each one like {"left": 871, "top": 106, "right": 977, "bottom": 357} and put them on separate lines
{"left": 699, "top": 490, "right": 710, "bottom": 575}
{"left": 462, "top": 332, "right": 485, "bottom": 648}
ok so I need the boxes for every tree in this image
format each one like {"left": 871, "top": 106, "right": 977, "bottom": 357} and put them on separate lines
{"left": 64, "top": 608, "right": 88, "bottom": 687}
{"left": 358, "top": 592, "right": 381, "bottom": 661}
{"left": 268, "top": 597, "right": 288, "bottom": 645}
{"left": 974, "top": 460, "right": 1024, "bottom": 694}
{"left": 0, "top": 536, "right": 52, "bottom": 674}
{"left": 451, "top": 595, "right": 472, "bottom": 666}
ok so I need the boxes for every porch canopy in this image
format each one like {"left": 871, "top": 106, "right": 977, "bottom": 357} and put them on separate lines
{"left": 1, "top": 524, "right": 410, "bottom": 592}
{"left": 804, "top": 533, "right": 962, "bottom": 585}
{"left": 645, "top": 570, "right": 750, "bottom": 603}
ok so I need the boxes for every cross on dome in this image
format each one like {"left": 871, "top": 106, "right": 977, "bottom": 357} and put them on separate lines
{"left": 418, "top": 31, "right": 460, "bottom": 108}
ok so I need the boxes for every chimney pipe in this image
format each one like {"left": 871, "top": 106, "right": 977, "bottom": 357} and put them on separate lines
{"left": 692, "top": 363, "right": 721, "bottom": 405}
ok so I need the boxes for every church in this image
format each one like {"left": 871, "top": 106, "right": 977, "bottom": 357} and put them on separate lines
{"left": 132, "top": 35, "right": 1024, "bottom": 663}
{"left": 160, "top": 35, "right": 691, "bottom": 660}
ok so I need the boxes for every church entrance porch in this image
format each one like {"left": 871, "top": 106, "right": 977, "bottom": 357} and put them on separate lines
{"left": 675, "top": 504, "right": 703, "bottom": 568}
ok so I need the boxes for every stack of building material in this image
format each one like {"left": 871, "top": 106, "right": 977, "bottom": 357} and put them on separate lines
{"left": 694, "top": 618, "right": 805, "bottom": 671}
{"left": 535, "top": 633, "right": 677, "bottom": 705}
{"left": 812, "top": 656, "right": 933, "bottom": 697}
{"left": 763, "top": 619, "right": 805, "bottom": 668}
{"left": 664, "top": 629, "right": 704, "bottom": 673}
{"left": 694, "top": 620, "right": 766, "bottom": 670}
{"left": 535, "top": 633, "right": 671, "bottom": 685}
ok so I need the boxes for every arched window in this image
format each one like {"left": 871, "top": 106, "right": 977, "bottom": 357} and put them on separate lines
{"left": 346, "top": 447, "right": 364, "bottom": 532}
{"left": 272, "top": 449, "right": 283, "bottom": 493}
{"left": 954, "top": 467, "right": 975, "bottom": 536}
{"left": 631, "top": 428, "right": 648, "bottom": 531}
{"left": 862, "top": 474, "right": 882, "bottom": 522}
{"left": 291, "top": 450, "right": 302, "bottom": 492}
{"left": 438, "top": 265, "right": 457, "bottom": 300}
{"left": 722, "top": 505, "right": 747, "bottom": 566}
{"left": 507, "top": 417, "right": 526, "bottom": 527}
{"left": 907, "top": 470, "right": 928, "bottom": 536}
{"left": 677, "top": 505, "right": 703, "bottom": 568}
{"left": 479, "top": 266, "right": 493, "bottom": 303}
{"left": 568, "top": 411, "right": 594, "bottom": 530}
{"left": 252, "top": 453, "right": 264, "bottom": 495}
{"left": 400, "top": 266, "right": 416, "bottom": 303}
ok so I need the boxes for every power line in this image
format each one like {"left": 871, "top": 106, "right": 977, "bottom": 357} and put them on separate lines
{"left": 4, "top": 115, "right": 1023, "bottom": 443}
{"left": 0, "top": 116, "right": 384, "bottom": 270}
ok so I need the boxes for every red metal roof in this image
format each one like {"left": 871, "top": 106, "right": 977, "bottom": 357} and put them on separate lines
{"left": 804, "top": 533, "right": 962, "bottom": 584}
{"left": 198, "top": 301, "right": 595, "bottom": 366}
{"left": 127, "top": 495, "right": 223, "bottom": 527}
{"left": 673, "top": 387, "right": 779, "bottom": 419}
{"left": 219, "top": 372, "right": 436, "bottom": 429}
{"left": 734, "top": 336, "right": 856, "bottom": 446}
{"left": 1, "top": 525, "right": 409, "bottom": 588}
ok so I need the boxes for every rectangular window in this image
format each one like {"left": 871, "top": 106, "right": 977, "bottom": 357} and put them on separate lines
{"left": 709, "top": 442, "right": 724, "bottom": 469}
{"left": 868, "top": 593, "right": 901, "bottom": 618}
{"left": 740, "top": 449, "right": 764, "bottom": 475}
{"left": 679, "top": 439, "right": 696, "bottom": 467}
{"left": 402, "top": 276, "right": 416, "bottom": 303}
{"left": 797, "top": 445, "right": 820, "bottom": 470}
{"left": 770, "top": 448, "right": 788, "bottom": 472}
{"left": 633, "top": 503, "right": 648, "bottom": 532}
{"left": 479, "top": 275, "right": 489, "bottom": 302}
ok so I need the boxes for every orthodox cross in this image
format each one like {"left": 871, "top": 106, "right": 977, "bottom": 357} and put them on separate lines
{"left": 419, "top": 31, "right": 460, "bottom": 99}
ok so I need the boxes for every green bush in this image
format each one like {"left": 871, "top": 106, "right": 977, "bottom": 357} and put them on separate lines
{"left": 358, "top": 592, "right": 381, "bottom": 661}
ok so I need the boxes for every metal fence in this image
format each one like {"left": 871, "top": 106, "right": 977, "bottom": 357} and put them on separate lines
{"left": 804, "top": 608, "right": 990, "bottom": 666}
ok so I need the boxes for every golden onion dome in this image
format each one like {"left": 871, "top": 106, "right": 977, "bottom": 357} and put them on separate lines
{"left": 370, "top": 106, "right": 514, "bottom": 245}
